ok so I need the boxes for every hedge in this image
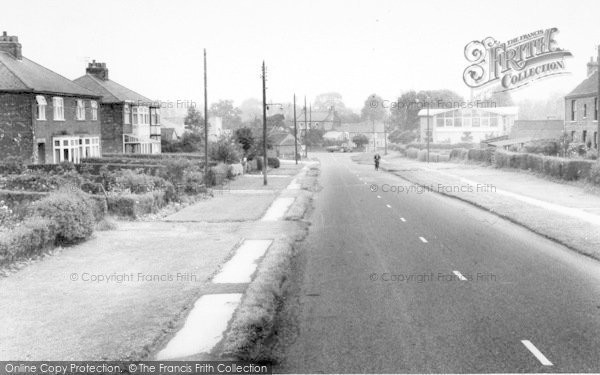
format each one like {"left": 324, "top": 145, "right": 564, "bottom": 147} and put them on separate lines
{"left": 0, "top": 216, "right": 57, "bottom": 266}
{"left": 493, "top": 150, "right": 595, "bottom": 181}
{"left": 107, "top": 191, "right": 167, "bottom": 218}
{"left": 406, "top": 148, "right": 419, "bottom": 159}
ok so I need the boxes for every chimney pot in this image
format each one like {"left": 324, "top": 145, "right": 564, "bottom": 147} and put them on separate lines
{"left": 0, "top": 31, "right": 22, "bottom": 59}
{"left": 86, "top": 60, "right": 109, "bottom": 81}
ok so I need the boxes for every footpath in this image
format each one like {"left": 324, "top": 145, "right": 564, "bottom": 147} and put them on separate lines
{"left": 0, "top": 160, "right": 319, "bottom": 361}
{"left": 355, "top": 152, "right": 600, "bottom": 261}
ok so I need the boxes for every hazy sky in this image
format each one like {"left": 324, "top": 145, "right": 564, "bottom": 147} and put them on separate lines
{"left": 2, "top": 0, "right": 599, "bottom": 111}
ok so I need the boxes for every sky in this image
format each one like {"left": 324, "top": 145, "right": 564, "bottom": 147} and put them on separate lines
{"left": 2, "top": 0, "right": 599, "bottom": 112}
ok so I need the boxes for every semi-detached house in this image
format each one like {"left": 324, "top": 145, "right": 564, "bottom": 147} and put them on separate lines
{"left": 0, "top": 31, "right": 102, "bottom": 164}
{"left": 74, "top": 61, "right": 161, "bottom": 154}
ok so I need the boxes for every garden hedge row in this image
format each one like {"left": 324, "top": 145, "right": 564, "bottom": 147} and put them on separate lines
{"left": 493, "top": 150, "right": 594, "bottom": 181}
{"left": 107, "top": 191, "right": 167, "bottom": 219}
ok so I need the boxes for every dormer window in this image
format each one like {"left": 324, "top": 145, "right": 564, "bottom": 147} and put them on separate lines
{"left": 36, "top": 95, "right": 47, "bottom": 121}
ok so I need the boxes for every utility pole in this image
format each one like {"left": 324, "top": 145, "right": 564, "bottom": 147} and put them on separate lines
{"left": 384, "top": 121, "right": 388, "bottom": 155}
{"left": 293, "top": 94, "right": 298, "bottom": 164}
{"left": 426, "top": 100, "right": 430, "bottom": 163}
{"left": 262, "top": 61, "right": 268, "bottom": 186}
{"left": 597, "top": 45, "right": 600, "bottom": 157}
{"left": 308, "top": 103, "right": 312, "bottom": 157}
{"left": 304, "top": 96, "right": 308, "bottom": 158}
{"left": 203, "top": 49, "right": 208, "bottom": 177}
{"left": 372, "top": 119, "right": 375, "bottom": 153}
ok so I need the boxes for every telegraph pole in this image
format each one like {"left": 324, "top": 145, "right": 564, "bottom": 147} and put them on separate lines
{"left": 597, "top": 45, "right": 600, "bottom": 157}
{"left": 203, "top": 49, "right": 208, "bottom": 176}
{"left": 304, "top": 96, "right": 308, "bottom": 158}
{"left": 262, "top": 61, "right": 268, "bottom": 186}
{"left": 293, "top": 94, "right": 298, "bottom": 164}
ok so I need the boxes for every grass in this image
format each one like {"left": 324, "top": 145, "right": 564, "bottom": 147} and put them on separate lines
{"left": 220, "top": 239, "right": 295, "bottom": 361}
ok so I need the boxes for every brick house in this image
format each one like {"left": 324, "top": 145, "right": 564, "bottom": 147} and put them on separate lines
{"left": 337, "top": 121, "right": 386, "bottom": 152}
{"left": 564, "top": 57, "right": 599, "bottom": 149}
{"left": 74, "top": 61, "right": 161, "bottom": 154}
{"left": 297, "top": 107, "right": 342, "bottom": 131}
{"left": 269, "top": 131, "right": 301, "bottom": 159}
{"left": 0, "top": 32, "right": 102, "bottom": 164}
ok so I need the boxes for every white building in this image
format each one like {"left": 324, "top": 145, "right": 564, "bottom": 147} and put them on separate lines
{"left": 418, "top": 106, "right": 518, "bottom": 144}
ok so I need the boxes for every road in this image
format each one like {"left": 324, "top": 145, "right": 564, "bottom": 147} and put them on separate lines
{"left": 275, "top": 152, "right": 600, "bottom": 373}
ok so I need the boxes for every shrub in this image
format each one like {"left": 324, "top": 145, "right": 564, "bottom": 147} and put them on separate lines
{"left": 209, "top": 138, "right": 242, "bottom": 164}
{"left": 0, "top": 216, "right": 57, "bottom": 266}
{"left": 467, "top": 149, "right": 493, "bottom": 164}
{"left": 267, "top": 157, "right": 280, "bottom": 169}
{"left": 30, "top": 188, "right": 95, "bottom": 244}
{"left": 406, "top": 148, "right": 419, "bottom": 159}
{"left": 417, "top": 150, "right": 428, "bottom": 162}
{"left": 589, "top": 162, "right": 600, "bottom": 185}
{"left": 158, "top": 158, "right": 195, "bottom": 185}
{"left": 107, "top": 191, "right": 166, "bottom": 218}
{"left": 183, "top": 170, "right": 206, "bottom": 194}
{"left": 0, "top": 171, "right": 83, "bottom": 192}
{"left": 0, "top": 156, "right": 26, "bottom": 174}
{"left": 211, "top": 163, "right": 230, "bottom": 185}
{"left": 256, "top": 157, "right": 264, "bottom": 171}
{"left": 0, "top": 200, "right": 15, "bottom": 229}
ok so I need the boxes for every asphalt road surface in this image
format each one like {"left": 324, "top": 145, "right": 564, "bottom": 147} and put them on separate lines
{"left": 276, "top": 152, "right": 600, "bottom": 373}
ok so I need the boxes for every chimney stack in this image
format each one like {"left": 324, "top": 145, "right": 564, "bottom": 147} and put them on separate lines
{"left": 86, "top": 60, "right": 109, "bottom": 81}
{"left": 0, "top": 31, "right": 22, "bottom": 60}
{"left": 587, "top": 56, "right": 598, "bottom": 76}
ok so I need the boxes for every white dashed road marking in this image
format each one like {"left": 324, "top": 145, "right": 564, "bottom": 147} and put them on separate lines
{"left": 521, "top": 340, "right": 553, "bottom": 366}
{"left": 400, "top": 218, "right": 406, "bottom": 222}
{"left": 453, "top": 271, "right": 468, "bottom": 281}
{"left": 386, "top": 204, "right": 391, "bottom": 208}
{"left": 419, "top": 237, "right": 428, "bottom": 243}
{"left": 377, "top": 195, "right": 381, "bottom": 199}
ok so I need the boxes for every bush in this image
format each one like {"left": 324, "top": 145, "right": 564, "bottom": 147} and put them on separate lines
{"left": 0, "top": 156, "right": 26, "bottom": 174}
{"left": 209, "top": 138, "right": 242, "bottom": 164}
{"left": 183, "top": 170, "right": 206, "bottom": 194}
{"left": 417, "top": 150, "right": 428, "bottom": 162}
{"left": 107, "top": 191, "right": 167, "bottom": 218}
{"left": 523, "top": 141, "right": 560, "bottom": 156}
{"left": 406, "top": 148, "right": 419, "bottom": 159}
{"left": 158, "top": 158, "right": 195, "bottom": 185}
{"left": 0, "top": 216, "right": 57, "bottom": 266}
{"left": 29, "top": 188, "right": 95, "bottom": 244}
{"left": 467, "top": 149, "right": 493, "bottom": 164}
{"left": 589, "top": 162, "right": 600, "bottom": 185}
{"left": 267, "top": 157, "right": 280, "bottom": 169}
{"left": 0, "top": 170, "right": 83, "bottom": 192}
{"left": 255, "top": 157, "right": 264, "bottom": 171}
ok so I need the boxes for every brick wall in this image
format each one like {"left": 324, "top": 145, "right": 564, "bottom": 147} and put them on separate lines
{"left": 0, "top": 93, "right": 34, "bottom": 163}
{"left": 33, "top": 95, "right": 102, "bottom": 163}
{"left": 565, "top": 95, "right": 599, "bottom": 148}
{"left": 99, "top": 103, "right": 127, "bottom": 153}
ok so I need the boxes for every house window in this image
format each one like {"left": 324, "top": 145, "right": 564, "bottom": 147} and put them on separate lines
{"left": 571, "top": 131, "right": 576, "bottom": 141}
{"left": 571, "top": 99, "right": 576, "bottom": 121}
{"left": 463, "top": 117, "right": 472, "bottom": 127}
{"left": 490, "top": 116, "right": 499, "bottom": 127}
{"left": 53, "top": 136, "right": 80, "bottom": 164}
{"left": 584, "top": 103, "right": 588, "bottom": 118}
{"left": 53, "top": 97, "right": 64, "bottom": 121}
{"left": 137, "top": 106, "right": 149, "bottom": 125}
{"left": 150, "top": 107, "right": 161, "bottom": 125}
{"left": 454, "top": 117, "right": 462, "bottom": 127}
{"left": 36, "top": 95, "right": 47, "bottom": 121}
{"left": 481, "top": 117, "right": 490, "bottom": 127}
{"left": 595, "top": 98, "right": 598, "bottom": 121}
{"left": 80, "top": 137, "right": 101, "bottom": 158}
{"left": 436, "top": 116, "right": 444, "bottom": 127}
{"left": 132, "top": 106, "right": 138, "bottom": 125}
{"left": 472, "top": 117, "right": 480, "bottom": 127}
{"left": 76, "top": 99, "right": 85, "bottom": 120}
{"left": 91, "top": 101, "right": 98, "bottom": 121}
{"left": 124, "top": 104, "right": 131, "bottom": 124}
{"left": 583, "top": 130, "right": 587, "bottom": 143}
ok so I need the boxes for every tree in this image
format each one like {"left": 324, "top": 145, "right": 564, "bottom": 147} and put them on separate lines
{"left": 313, "top": 92, "right": 346, "bottom": 112}
{"left": 305, "top": 128, "right": 324, "bottom": 147}
{"left": 209, "top": 100, "right": 242, "bottom": 129}
{"left": 361, "top": 94, "right": 388, "bottom": 122}
{"left": 388, "top": 129, "right": 417, "bottom": 144}
{"left": 234, "top": 127, "right": 255, "bottom": 156}
{"left": 184, "top": 106, "right": 205, "bottom": 134}
{"left": 389, "top": 89, "right": 464, "bottom": 132}
{"left": 352, "top": 134, "right": 370, "bottom": 149}
{"left": 209, "top": 137, "right": 242, "bottom": 164}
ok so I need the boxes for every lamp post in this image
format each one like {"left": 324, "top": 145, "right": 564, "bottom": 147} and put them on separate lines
{"left": 293, "top": 94, "right": 298, "bottom": 164}
{"left": 426, "top": 99, "right": 430, "bottom": 163}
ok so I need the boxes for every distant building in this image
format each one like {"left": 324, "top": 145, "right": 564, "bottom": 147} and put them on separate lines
{"left": 0, "top": 32, "right": 102, "bottom": 164}
{"left": 297, "top": 107, "right": 342, "bottom": 131}
{"left": 564, "top": 57, "right": 599, "bottom": 149}
{"left": 270, "top": 131, "right": 301, "bottom": 159}
{"left": 74, "top": 61, "right": 161, "bottom": 154}
{"left": 339, "top": 121, "right": 386, "bottom": 152}
{"left": 161, "top": 128, "right": 179, "bottom": 142}
{"left": 484, "top": 119, "right": 564, "bottom": 149}
{"left": 417, "top": 106, "right": 518, "bottom": 144}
